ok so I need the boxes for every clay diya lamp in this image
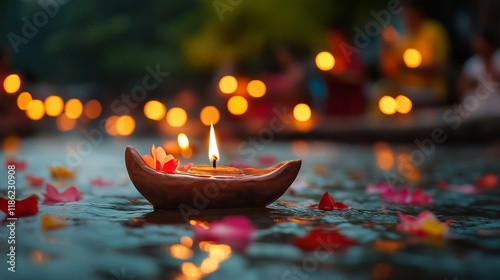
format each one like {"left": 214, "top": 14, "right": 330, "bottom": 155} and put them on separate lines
{"left": 125, "top": 124, "right": 301, "bottom": 209}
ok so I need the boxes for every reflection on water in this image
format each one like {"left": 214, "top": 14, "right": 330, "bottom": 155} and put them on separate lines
{"left": 1, "top": 138, "right": 500, "bottom": 280}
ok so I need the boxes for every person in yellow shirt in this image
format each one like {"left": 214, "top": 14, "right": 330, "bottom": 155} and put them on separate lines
{"left": 380, "top": 0, "right": 450, "bottom": 107}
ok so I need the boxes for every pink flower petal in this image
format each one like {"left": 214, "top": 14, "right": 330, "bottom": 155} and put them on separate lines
{"left": 366, "top": 183, "right": 393, "bottom": 194}
{"left": 178, "top": 163, "right": 195, "bottom": 172}
{"left": 257, "top": 154, "right": 277, "bottom": 166}
{"left": 373, "top": 184, "right": 432, "bottom": 205}
{"left": 43, "top": 184, "right": 82, "bottom": 203}
{"left": 444, "top": 184, "right": 478, "bottom": 194}
{"left": 90, "top": 177, "right": 114, "bottom": 187}
{"left": 397, "top": 210, "right": 453, "bottom": 238}
{"left": 193, "top": 216, "right": 255, "bottom": 252}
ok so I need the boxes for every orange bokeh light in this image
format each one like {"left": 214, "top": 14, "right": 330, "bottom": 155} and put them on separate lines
{"left": 227, "top": 96, "right": 248, "bottom": 115}
{"left": 44, "top": 95, "right": 64, "bottom": 117}
{"left": 144, "top": 100, "right": 166, "bottom": 121}
{"left": 56, "top": 114, "right": 76, "bottom": 132}
{"left": 200, "top": 105, "right": 220, "bottom": 126}
{"left": 26, "top": 99, "right": 45, "bottom": 120}
{"left": 3, "top": 74, "right": 21, "bottom": 94}
{"left": 166, "top": 107, "right": 187, "bottom": 128}
{"left": 315, "top": 51, "right": 335, "bottom": 71}
{"left": 247, "top": 80, "right": 266, "bottom": 98}
{"left": 64, "top": 99, "right": 83, "bottom": 119}
{"left": 293, "top": 103, "right": 311, "bottom": 122}
{"left": 395, "top": 95, "right": 412, "bottom": 114}
{"left": 83, "top": 99, "right": 102, "bottom": 119}
{"left": 403, "top": 48, "right": 422, "bottom": 68}
{"left": 115, "top": 115, "right": 135, "bottom": 136}
{"left": 17, "top": 92, "right": 32, "bottom": 110}
{"left": 105, "top": 115, "right": 119, "bottom": 136}
{"left": 218, "top": 75, "right": 238, "bottom": 94}
{"left": 379, "top": 96, "right": 397, "bottom": 115}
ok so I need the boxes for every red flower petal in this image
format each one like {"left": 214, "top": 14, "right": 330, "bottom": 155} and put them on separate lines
{"left": 26, "top": 175, "right": 44, "bottom": 187}
{"left": 475, "top": 173, "right": 498, "bottom": 188}
{"left": 333, "top": 201, "right": 351, "bottom": 210}
{"left": 306, "top": 192, "right": 351, "bottom": 210}
{"left": 318, "top": 192, "right": 336, "bottom": 210}
{"left": 0, "top": 195, "right": 38, "bottom": 218}
{"left": 292, "top": 227, "right": 357, "bottom": 252}
{"left": 5, "top": 158, "right": 27, "bottom": 172}
{"left": 436, "top": 180, "right": 448, "bottom": 188}
{"left": 160, "top": 159, "right": 179, "bottom": 173}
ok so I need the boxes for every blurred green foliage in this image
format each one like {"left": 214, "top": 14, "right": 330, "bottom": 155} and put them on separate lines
{"left": 1, "top": 0, "right": 389, "bottom": 84}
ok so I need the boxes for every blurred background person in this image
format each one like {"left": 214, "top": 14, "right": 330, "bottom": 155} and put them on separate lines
{"left": 380, "top": 0, "right": 450, "bottom": 107}
{"left": 322, "top": 21, "right": 366, "bottom": 117}
{"left": 458, "top": 27, "right": 500, "bottom": 113}
{"left": 261, "top": 45, "right": 311, "bottom": 116}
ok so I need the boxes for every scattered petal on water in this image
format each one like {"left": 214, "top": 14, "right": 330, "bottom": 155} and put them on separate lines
{"left": 26, "top": 175, "right": 44, "bottom": 187}
{"left": 5, "top": 157, "right": 27, "bottom": 171}
{"left": 475, "top": 173, "right": 498, "bottom": 188}
{"left": 366, "top": 183, "right": 432, "bottom": 205}
{"left": 0, "top": 194, "right": 38, "bottom": 217}
{"left": 50, "top": 166, "right": 75, "bottom": 180}
{"left": 397, "top": 210, "right": 453, "bottom": 238}
{"left": 41, "top": 214, "right": 66, "bottom": 230}
{"left": 43, "top": 184, "right": 82, "bottom": 203}
{"left": 292, "top": 227, "right": 357, "bottom": 252}
{"left": 90, "top": 177, "right": 114, "bottom": 187}
{"left": 307, "top": 192, "right": 351, "bottom": 210}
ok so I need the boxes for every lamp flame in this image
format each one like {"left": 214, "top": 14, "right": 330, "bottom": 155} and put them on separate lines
{"left": 209, "top": 122, "right": 219, "bottom": 167}
{"left": 178, "top": 133, "right": 190, "bottom": 150}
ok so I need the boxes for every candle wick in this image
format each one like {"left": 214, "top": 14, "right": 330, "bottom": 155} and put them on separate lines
{"left": 212, "top": 156, "right": 218, "bottom": 169}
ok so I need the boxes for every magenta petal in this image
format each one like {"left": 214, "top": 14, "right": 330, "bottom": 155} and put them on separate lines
{"left": 43, "top": 184, "right": 59, "bottom": 201}
{"left": 445, "top": 184, "right": 478, "bottom": 194}
{"left": 61, "top": 186, "right": 82, "bottom": 202}
{"left": 366, "top": 183, "right": 393, "bottom": 194}
{"left": 43, "top": 184, "right": 82, "bottom": 203}
{"left": 90, "top": 178, "right": 114, "bottom": 187}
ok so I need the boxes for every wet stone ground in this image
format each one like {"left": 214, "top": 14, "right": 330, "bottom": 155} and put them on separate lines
{"left": 1, "top": 136, "right": 500, "bottom": 280}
